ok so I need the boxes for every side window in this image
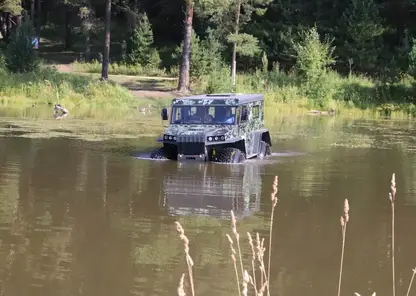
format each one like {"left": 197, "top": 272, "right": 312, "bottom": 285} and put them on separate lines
{"left": 236, "top": 107, "right": 241, "bottom": 124}
{"left": 241, "top": 105, "right": 248, "bottom": 122}
{"left": 252, "top": 105, "right": 259, "bottom": 118}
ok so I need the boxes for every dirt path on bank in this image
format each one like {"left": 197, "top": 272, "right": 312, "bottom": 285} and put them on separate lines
{"left": 54, "top": 64, "right": 181, "bottom": 99}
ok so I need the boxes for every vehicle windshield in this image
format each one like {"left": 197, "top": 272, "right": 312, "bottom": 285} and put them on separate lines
{"left": 171, "top": 106, "right": 237, "bottom": 125}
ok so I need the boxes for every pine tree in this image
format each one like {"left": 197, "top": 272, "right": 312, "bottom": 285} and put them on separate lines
{"left": 337, "top": 0, "right": 385, "bottom": 74}
{"left": 5, "top": 15, "right": 39, "bottom": 73}
{"left": 124, "top": 12, "right": 156, "bottom": 66}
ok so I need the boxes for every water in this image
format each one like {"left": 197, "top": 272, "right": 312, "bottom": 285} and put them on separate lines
{"left": 0, "top": 115, "right": 416, "bottom": 296}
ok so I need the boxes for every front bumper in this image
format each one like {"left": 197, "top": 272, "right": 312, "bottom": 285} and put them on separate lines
{"left": 177, "top": 154, "right": 206, "bottom": 161}
{"left": 176, "top": 134, "right": 206, "bottom": 161}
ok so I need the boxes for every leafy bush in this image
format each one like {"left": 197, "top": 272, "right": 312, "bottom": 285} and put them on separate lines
{"left": 204, "top": 66, "right": 233, "bottom": 93}
{"left": 4, "top": 17, "right": 39, "bottom": 73}
{"left": 292, "top": 26, "right": 337, "bottom": 107}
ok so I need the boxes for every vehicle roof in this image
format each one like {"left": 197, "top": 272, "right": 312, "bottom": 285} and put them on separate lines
{"left": 171, "top": 93, "right": 264, "bottom": 106}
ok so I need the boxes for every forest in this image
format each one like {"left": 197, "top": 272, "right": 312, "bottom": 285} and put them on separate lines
{"left": 1, "top": 0, "right": 416, "bottom": 114}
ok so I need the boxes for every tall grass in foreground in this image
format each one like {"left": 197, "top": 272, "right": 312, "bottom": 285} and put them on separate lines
{"left": 175, "top": 173, "right": 416, "bottom": 296}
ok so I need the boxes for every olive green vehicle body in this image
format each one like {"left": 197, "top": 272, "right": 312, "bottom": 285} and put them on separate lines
{"left": 156, "top": 93, "right": 272, "bottom": 162}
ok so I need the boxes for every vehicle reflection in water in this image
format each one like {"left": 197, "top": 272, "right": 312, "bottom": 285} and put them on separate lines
{"left": 160, "top": 162, "right": 264, "bottom": 218}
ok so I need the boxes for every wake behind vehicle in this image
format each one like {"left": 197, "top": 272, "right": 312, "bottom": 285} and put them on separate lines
{"left": 151, "top": 93, "right": 272, "bottom": 163}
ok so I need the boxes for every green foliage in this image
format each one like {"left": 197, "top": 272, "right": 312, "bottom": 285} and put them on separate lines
{"left": 227, "top": 33, "right": 260, "bottom": 56}
{"left": 173, "top": 28, "right": 224, "bottom": 78}
{"left": 0, "top": 0, "right": 21, "bottom": 14}
{"left": 0, "top": 66, "right": 136, "bottom": 110}
{"left": 78, "top": 6, "right": 100, "bottom": 36}
{"left": 337, "top": 0, "right": 385, "bottom": 73}
{"left": 408, "top": 38, "right": 416, "bottom": 77}
{"left": 293, "top": 26, "right": 335, "bottom": 80}
{"left": 0, "top": 51, "right": 5, "bottom": 71}
{"left": 292, "top": 27, "right": 336, "bottom": 107}
{"left": 204, "top": 66, "right": 233, "bottom": 93}
{"left": 124, "top": 13, "right": 160, "bottom": 67}
{"left": 4, "top": 17, "right": 39, "bottom": 73}
{"left": 72, "top": 60, "right": 168, "bottom": 77}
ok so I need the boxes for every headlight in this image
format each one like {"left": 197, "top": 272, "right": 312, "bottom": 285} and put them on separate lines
{"left": 207, "top": 135, "right": 225, "bottom": 142}
{"left": 164, "top": 134, "right": 176, "bottom": 141}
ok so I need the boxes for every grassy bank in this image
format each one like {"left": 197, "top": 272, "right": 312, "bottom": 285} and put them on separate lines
{"left": 0, "top": 65, "right": 138, "bottom": 111}
{"left": 70, "top": 60, "right": 416, "bottom": 118}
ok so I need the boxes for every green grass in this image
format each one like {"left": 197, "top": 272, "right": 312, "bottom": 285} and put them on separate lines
{"left": 0, "top": 65, "right": 138, "bottom": 112}
{"left": 68, "top": 60, "right": 416, "bottom": 119}
{"left": 72, "top": 60, "right": 173, "bottom": 77}
{"left": 195, "top": 67, "right": 416, "bottom": 119}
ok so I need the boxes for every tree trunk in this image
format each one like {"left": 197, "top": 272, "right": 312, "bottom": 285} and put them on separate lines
{"left": 5, "top": 12, "right": 11, "bottom": 40}
{"left": 231, "top": 0, "right": 241, "bottom": 89}
{"left": 85, "top": 34, "right": 91, "bottom": 61}
{"left": 101, "top": 0, "right": 111, "bottom": 81}
{"left": 31, "top": 0, "right": 35, "bottom": 22}
{"left": 177, "top": 0, "right": 194, "bottom": 93}
{"left": 64, "top": 5, "right": 72, "bottom": 49}
{"left": 36, "top": 0, "right": 41, "bottom": 38}
{"left": 0, "top": 13, "right": 6, "bottom": 38}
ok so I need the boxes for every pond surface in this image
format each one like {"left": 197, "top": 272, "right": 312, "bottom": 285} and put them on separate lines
{"left": 0, "top": 114, "right": 416, "bottom": 296}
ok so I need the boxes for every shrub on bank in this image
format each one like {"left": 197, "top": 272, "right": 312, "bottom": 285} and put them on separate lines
{"left": 0, "top": 65, "right": 136, "bottom": 109}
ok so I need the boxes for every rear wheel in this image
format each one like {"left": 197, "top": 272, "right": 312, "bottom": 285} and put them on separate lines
{"left": 258, "top": 141, "right": 271, "bottom": 159}
{"left": 214, "top": 147, "right": 246, "bottom": 164}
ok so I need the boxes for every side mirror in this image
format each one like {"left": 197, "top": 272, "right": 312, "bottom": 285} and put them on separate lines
{"left": 161, "top": 107, "right": 168, "bottom": 121}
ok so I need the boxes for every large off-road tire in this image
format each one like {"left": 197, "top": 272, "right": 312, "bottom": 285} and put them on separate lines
{"left": 258, "top": 141, "right": 271, "bottom": 159}
{"left": 150, "top": 147, "right": 168, "bottom": 159}
{"left": 214, "top": 147, "right": 246, "bottom": 164}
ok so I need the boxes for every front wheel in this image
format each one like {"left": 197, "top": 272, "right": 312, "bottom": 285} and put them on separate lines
{"left": 150, "top": 147, "right": 168, "bottom": 159}
{"left": 214, "top": 147, "right": 246, "bottom": 164}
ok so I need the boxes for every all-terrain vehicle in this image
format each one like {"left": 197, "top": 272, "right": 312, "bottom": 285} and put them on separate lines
{"left": 150, "top": 93, "right": 272, "bottom": 163}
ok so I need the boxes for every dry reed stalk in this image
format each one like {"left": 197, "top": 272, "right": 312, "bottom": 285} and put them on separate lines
{"left": 257, "top": 281, "right": 268, "bottom": 296}
{"left": 248, "top": 232, "right": 258, "bottom": 294}
{"left": 231, "top": 210, "right": 245, "bottom": 279}
{"left": 177, "top": 273, "right": 186, "bottom": 296}
{"left": 256, "top": 232, "right": 264, "bottom": 287}
{"left": 389, "top": 173, "right": 396, "bottom": 296}
{"left": 175, "top": 221, "right": 195, "bottom": 296}
{"left": 267, "top": 176, "right": 278, "bottom": 296}
{"left": 242, "top": 270, "right": 250, "bottom": 296}
{"left": 337, "top": 198, "right": 350, "bottom": 296}
{"left": 256, "top": 232, "right": 269, "bottom": 289}
{"left": 406, "top": 268, "right": 416, "bottom": 296}
{"left": 226, "top": 233, "right": 242, "bottom": 296}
